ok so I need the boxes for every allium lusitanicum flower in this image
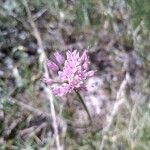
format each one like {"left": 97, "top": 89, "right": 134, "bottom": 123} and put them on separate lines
{"left": 44, "top": 50, "right": 95, "bottom": 96}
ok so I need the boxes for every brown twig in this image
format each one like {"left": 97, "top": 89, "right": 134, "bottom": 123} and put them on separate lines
{"left": 23, "top": 1, "right": 61, "bottom": 149}
{"left": 15, "top": 100, "right": 50, "bottom": 118}
{"left": 99, "top": 73, "right": 128, "bottom": 150}
{"left": 28, "top": 122, "right": 47, "bottom": 137}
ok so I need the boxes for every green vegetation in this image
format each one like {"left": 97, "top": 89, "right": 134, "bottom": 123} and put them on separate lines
{"left": 0, "top": 0, "right": 149, "bottom": 149}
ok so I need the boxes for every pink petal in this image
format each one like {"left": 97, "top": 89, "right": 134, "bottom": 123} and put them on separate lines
{"left": 43, "top": 78, "right": 53, "bottom": 84}
{"left": 83, "top": 62, "right": 88, "bottom": 70}
{"left": 87, "top": 70, "right": 95, "bottom": 77}
{"left": 81, "top": 50, "right": 88, "bottom": 61}
{"left": 47, "top": 60, "right": 59, "bottom": 71}
{"left": 54, "top": 52, "right": 65, "bottom": 65}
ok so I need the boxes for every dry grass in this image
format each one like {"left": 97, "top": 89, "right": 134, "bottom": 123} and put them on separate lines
{"left": 0, "top": 0, "right": 149, "bottom": 149}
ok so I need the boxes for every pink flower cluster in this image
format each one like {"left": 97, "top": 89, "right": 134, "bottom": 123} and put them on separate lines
{"left": 44, "top": 50, "right": 95, "bottom": 96}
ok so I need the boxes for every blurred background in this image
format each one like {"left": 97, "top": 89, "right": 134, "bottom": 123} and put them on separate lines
{"left": 0, "top": 0, "right": 150, "bottom": 149}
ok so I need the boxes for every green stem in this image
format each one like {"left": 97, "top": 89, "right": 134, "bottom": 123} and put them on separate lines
{"left": 75, "top": 91, "right": 92, "bottom": 124}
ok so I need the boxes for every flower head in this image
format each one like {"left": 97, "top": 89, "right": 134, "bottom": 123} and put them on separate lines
{"left": 44, "top": 50, "right": 95, "bottom": 96}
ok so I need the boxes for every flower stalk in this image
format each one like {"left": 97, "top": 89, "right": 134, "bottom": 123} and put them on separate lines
{"left": 75, "top": 91, "right": 92, "bottom": 124}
